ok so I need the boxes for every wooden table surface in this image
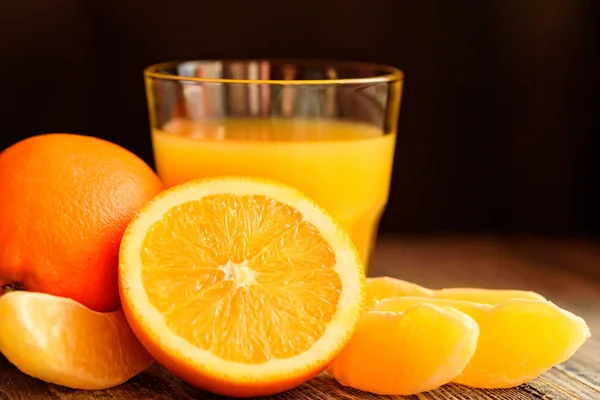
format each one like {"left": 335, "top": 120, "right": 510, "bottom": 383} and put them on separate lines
{"left": 1, "top": 235, "right": 599, "bottom": 400}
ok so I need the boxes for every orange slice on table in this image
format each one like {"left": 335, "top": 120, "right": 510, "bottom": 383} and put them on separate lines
{"left": 327, "top": 304, "right": 479, "bottom": 395}
{"left": 118, "top": 177, "right": 366, "bottom": 397}
{"left": 375, "top": 297, "right": 591, "bottom": 388}
{"left": 366, "top": 277, "right": 546, "bottom": 308}
{"left": 0, "top": 291, "right": 153, "bottom": 390}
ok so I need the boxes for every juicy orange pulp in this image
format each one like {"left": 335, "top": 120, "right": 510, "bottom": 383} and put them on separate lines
{"left": 119, "top": 177, "right": 365, "bottom": 397}
{"left": 375, "top": 297, "right": 591, "bottom": 388}
{"left": 141, "top": 194, "right": 342, "bottom": 364}
{"left": 366, "top": 277, "right": 546, "bottom": 308}
{"left": 0, "top": 291, "right": 153, "bottom": 390}
{"left": 327, "top": 304, "right": 479, "bottom": 395}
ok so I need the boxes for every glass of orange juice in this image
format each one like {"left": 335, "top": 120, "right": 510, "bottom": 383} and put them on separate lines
{"left": 144, "top": 59, "right": 403, "bottom": 271}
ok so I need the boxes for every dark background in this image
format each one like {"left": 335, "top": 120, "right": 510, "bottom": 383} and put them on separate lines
{"left": 0, "top": 0, "right": 597, "bottom": 236}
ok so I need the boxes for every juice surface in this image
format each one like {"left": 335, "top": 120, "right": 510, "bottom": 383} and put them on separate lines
{"left": 152, "top": 118, "right": 396, "bottom": 268}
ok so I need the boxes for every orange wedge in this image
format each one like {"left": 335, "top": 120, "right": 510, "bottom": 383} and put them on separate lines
{"left": 375, "top": 297, "right": 591, "bottom": 388}
{"left": 118, "top": 177, "right": 366, "bottom": 397}
{"left": 366, "top": 277, "right": 546, "bottom": 307}
{"left": 327, "top": 304, "right": 479, "bottom": 395}
{"left": 0, "top": 291, "right": 153, "bottom": 389}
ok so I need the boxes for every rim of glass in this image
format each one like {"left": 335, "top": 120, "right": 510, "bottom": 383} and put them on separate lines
{"left": 144, "top": 58, "right": 404, "bottom": 85}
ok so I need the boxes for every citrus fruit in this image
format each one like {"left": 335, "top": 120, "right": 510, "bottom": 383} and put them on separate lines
{"left": 327, "top": 304, "right": 479, "bottom": 395}
{"left": 0, "top": 291, "right": 154, "bottom": 389}
{"left": 375, "top": 297, "right": 591, "bottom": 388}
{"left": 118, "top": 176, "right": 366, "bottom": 397}
{"left": 0, "top": 134, "right": 164, "bottom": 312}
{"left": 366, "top": 277, "right": 546, "bottom": 308}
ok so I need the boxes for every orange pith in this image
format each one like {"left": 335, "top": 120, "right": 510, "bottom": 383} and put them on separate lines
{"left": 375, "top": 297, "right": 591, "bottom": 388}
{"left": 140, "top": 194, "right": 341, "bottom": 364}
{"left": 119, "top": 177, "right": 365, "bottom": 397}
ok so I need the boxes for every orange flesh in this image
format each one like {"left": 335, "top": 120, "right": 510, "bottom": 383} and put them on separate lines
{"left": 327, "top": 305, "right": 479, "bottom": 395}
{"left": 375, "top": 297, "right": 591, "bottom": 388}
{"left": 139, "top": 194, "right": 342, "bottom": 364}
{"left": 366, "top": 277, "right": 546, "bottom": 308}
{"left": 0, "top": 292, "right": 154, "bottom": 390}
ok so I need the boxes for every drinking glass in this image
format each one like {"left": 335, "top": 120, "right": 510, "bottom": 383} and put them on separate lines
{"left": 144, "top": 59, "right": 403, "bottom": 271}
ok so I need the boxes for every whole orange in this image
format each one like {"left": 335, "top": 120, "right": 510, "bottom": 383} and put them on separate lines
{"left": 0, "top": 134, "right": 164, "bottom": 312}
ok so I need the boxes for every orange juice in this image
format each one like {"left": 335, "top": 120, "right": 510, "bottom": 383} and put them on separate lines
{"left": 151, "top": 118, "right": 396, "bottom": 269}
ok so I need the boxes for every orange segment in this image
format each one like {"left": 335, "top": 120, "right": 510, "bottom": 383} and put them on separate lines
{"left": 365, "top": 277, "right": 434, "bottom": 306}
{"left": 327, "top": 304, "right": 479, "bottom": 395}
{"left": 0, "top": 291, "right": 153, "bottom": 390}
{"left": 375, "top": 297, "right": 591, "bottom": 388}
{"left": 119, "top": 177, "right": 365, "bottom": 397}
{"left": 366, "top": 277, "right": 546, "bottom": 307}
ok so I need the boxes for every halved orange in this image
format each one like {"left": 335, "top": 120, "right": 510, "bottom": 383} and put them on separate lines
{"left": 366, "top": 277, "right": 546, "bottom": 308}
{"left": 327, "top": 304, "right": 479, "bottom": 395}
{"left": 375, "top": 297, "right": 591, "bottom": 388}
{"left": 0, "top": 291, "right": 153, "bottom": 389}
{"left": 118, "top": 177, "right": 366, "bottom": 397}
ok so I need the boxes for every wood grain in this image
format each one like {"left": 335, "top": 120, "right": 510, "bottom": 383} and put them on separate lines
{"left": 1, "top": 235, "right": 598, "bottom": 399}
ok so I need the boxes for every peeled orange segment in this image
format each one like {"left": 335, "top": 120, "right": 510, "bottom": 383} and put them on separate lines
{"left": 366, "top": 277, "right": 546, "bottom": 308}
{"left": 0, "top": 291, "right": 153, "bottom": 390}
{"left": 375, "top": 297, "right": 591, "bottom": 388}
{"left": 118, "top": 177, "right": 365, "bottom": 397}
{"left": 327, "top": 304, "right": 479, "bottom": 395}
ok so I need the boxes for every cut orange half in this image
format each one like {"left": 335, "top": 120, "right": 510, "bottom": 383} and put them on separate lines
{"left": 0, "top": 291, "right": 153, "bottom": 390}
{"left": 118, "top": 177, "right": 366, "bottom": 397}
{"left": 366, "top": 277, "right": 546, "bottom": 308}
